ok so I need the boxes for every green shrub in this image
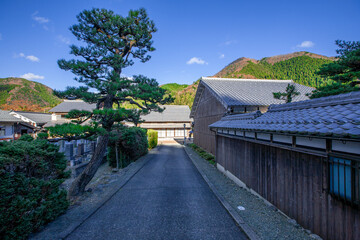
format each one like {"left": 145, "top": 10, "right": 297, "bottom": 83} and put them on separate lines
{"left": 188, "top": 143, "right": 216, "bottom": 165}
{"left": 147, "top": 129, "right": 158, "bottom": 149}
{"left": 0, "top": 138, "right": 69, "bottom": 240}
{"left": 37, "top": 132, "right": 49, "bottom": 139}
{"left": 18, "top": 134, "right": 34, "bottom": 142}
{"left": 108, "top": 127, "right": 148, "bottom": 168}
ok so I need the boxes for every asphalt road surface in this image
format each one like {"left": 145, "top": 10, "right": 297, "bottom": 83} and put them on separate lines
{"left": 66, "top": 145, "right": 247, "bottom": 240}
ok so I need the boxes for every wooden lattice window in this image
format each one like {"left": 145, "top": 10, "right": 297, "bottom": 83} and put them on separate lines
{"left": 328, "top": 155, "right": 360, "bottom": 206}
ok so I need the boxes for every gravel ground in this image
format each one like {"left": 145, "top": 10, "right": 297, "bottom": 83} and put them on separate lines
{"left": 185, "top": 145, "right": 318, "bottom": 240}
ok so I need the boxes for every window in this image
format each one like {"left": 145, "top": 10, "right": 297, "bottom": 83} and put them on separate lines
{"left": 0, "top": 128, "right": 5, "bottom": 136}
{"left": 166, "top": 129, "right": 174, "bottom": 137}
{"left": 158, "top": 130, "right": 166, "bottom": 138}
{"left": 175, "top": 129, "right": 184, "bottom": 137}
{"left": 328, "top": 155, "right": 360, "bottom": 205}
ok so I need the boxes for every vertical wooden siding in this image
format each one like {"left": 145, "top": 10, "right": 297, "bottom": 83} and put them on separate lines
{"left": 216, "top": 135, "right": 360, "bottom": 240}
{"left": 193, "top": 87, "right": 226, "bottom": 154}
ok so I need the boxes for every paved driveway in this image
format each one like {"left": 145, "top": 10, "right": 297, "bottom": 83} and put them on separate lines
{"left": 66, "top": 145, "right": 247, "bottom": 240}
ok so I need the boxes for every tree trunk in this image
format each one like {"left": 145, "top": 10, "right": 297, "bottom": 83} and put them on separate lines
{"left": 68, "top": 134, "right": 110, "bottom": 196}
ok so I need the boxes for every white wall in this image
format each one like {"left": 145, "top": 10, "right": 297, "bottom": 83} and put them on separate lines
{"left": 0, "top": 123, "right": 14, "bottom": 140}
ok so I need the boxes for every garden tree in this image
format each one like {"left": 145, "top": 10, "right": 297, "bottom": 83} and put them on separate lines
{"left": 310, "top": 40, "right": 360, "bottom": 98}
{"left": 50, "top": 8, "right": 172, "bottom": 196}
{"left": 273, "top": 83, "right": 300, "bottom": 103}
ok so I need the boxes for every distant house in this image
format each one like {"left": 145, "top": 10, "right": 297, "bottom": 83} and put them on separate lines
{"left": 190, "top": 77, "right": 314, "bottom": 154}
{"left": 125, "top": 105, "right": 192, "bottom": 141}
{"left": 209, "top": 91, "right": 360, "bottom": 240}
{"left": 46, "top": 100, "right": 97, "bottom": 127}
{"left": 49, "top": 99, "right": 96, "bottom": 116}
{"left": 0, "top": 110, "right": 36, "bottom": 140}
{"left": 10, "top": 111, "right": 51, "bottom": 128}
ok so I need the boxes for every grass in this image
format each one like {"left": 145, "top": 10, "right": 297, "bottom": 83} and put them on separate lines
{"left": 188, "top": 143, "right": 216, "bottom": 165}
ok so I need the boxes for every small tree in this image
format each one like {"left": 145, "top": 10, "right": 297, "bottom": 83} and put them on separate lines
{"left": 49, "top": 8, "right": 172, "bottom": 196}
{"left": 309, "top": 40, "right": 360, "bottom": 98}
{"left": 273, "top": 83, "right": 300, "bottom": 103}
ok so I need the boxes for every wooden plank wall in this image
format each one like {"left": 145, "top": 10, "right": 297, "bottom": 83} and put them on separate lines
{"left": 216, "top": 135, "right": 360, "bottom": 240}
{"left": 193, "top": 87, "right": 226, "bottom": 154}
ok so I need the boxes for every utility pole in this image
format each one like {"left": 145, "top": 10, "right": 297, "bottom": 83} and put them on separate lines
{"left": 183, "top": 124, "right": 186, "bottom": 145}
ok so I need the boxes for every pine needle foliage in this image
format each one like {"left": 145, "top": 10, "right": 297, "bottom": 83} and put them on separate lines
{"left": 273, "top": 84, "right": 300, "bottom": 103}
{"left": 310, "top": 40, "right": 360, "bottom": 98}
{"left": 0, "top": 136, "right": 69, "bottom": 239}
{"left": 51, "top": 8, "right": 172, "bottom": 196}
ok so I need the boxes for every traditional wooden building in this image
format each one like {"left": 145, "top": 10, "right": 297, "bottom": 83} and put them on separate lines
{"left": 138, "top": 105, "right": 192, "bottom": 141}
{"left": 0, "top": 110, "right": 36, "bottom": 140}
{"left": 190, "top": 77, "right": 314, "bottom": 154}
{"left": 46, "top": 100, "right": 96, "bottom": 127}
{"left": 209, "top": 91, "right": 360, "bottom": 240}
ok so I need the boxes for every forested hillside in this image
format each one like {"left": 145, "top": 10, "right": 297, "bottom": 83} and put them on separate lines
{"left": 161, "top": 80, "right": 199, "bottom": 109}
{"left": 0, "top": 77, "right": 61, "bottom": 112}
{"left": 215, "top": 52, "right": 334, "bottom": 87}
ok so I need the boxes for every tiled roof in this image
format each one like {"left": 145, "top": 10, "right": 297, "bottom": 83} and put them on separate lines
{"left": 140, "top": 123, "right": 192, "bottom": 129}
{"left": 49, "top": 100, "right": 96, "bottom": 113}
{"left": 202, "top": 77, "right": 313, "bottom": 107}
{"left": 0, "top": 110, "right": 21, "bottom": 123}
{"left": 190, "top": 77, "right": 314, "bottom": 117}
{"left": 13, "top": 111, "right": 52, "bottom": 125}
{"left": 140, "top": 105, "right": 192, "bottom": 122}
{"left": 209, "top": 91, "right": 360, "bottom": 139}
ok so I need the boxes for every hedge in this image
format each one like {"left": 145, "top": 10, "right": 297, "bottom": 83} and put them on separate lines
{"left": 188, "top": 143, "right": 216, "bottom": 165}
{"left": 147, "top": 129, "right": 158, "bottom": 149}
{"left": 108, "top": 127, "right": 148, "bottom": 168}
{"left": 0, "top": 136, "right": 69, "bottom": 240}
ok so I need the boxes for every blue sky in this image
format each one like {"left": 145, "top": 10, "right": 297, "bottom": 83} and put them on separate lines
{"left": 0, "top": 0, "right": 359, "bottom": 90}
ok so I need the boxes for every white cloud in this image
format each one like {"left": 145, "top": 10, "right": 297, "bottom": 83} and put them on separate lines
{"left": 26, "top": 55, "right": 40, "bottom": 62}
{"left": 32, "top": 11, "right": 49, "bottom": 24}
{"left": 32, "top": 11, "right": 50, "bottom": 31}
{"left": 297, "top": 41, "right": 315, "bottom": 48}
{"left": 222, "top": 40, "right": 237, "bottom": 46}
{"left": 57, "top": 35, "right": 71, "bottom": 45}
{"left": 186, "top": 57, "right": 208, "bottom": 65}
{"left": 15, "top": 53, "right": 40, "bottom": 62}
{"left": 33, "top": 16, "right": 49, "bottom": 24}
{"left": 20, "top": 73, "right": 44, "bottom": 80}
{"left": 219, "top": 54, "right": 225, "bottom": 59}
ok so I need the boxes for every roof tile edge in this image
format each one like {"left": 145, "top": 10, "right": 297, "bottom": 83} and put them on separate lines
{"left": 201, "top": 77, "right": 293, "bottom": 83}
{"left": 269, "top": 90, "right": 360, "bottom": 112}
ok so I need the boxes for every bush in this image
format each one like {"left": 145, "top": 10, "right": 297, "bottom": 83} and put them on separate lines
{"left": 37, "top": 132, "right": 49, "bottom": 139}
{"left": 147, "top": 129, "right": 158, "bottom": 149}
{"left": 18, "top": 134, "right": 34, "bottom": 142}
{"left": 188, "top": 143, "right": 216, "bottom": 165}
{"left": 0, "top": 138, "right": 69, "bottom": 240}
{"left": 108, "top": 127, "right": 148, "bottom": 168}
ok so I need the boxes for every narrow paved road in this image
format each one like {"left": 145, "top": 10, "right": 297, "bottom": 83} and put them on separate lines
{"left": 66, "top": 145, "right": 247, "bottom": 240}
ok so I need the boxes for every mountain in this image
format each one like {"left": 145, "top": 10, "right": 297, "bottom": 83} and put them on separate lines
{"left": 214, "top": 51, "right": 335, "bottom": 87}
{"left": 161, "top": 80, "right": 199, "bottom": 109}
{"left": 0, "top": 77, "right": 61, "bottom": 112}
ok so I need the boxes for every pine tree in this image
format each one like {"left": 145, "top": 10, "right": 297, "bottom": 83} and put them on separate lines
{"left": 50, "top": 8, "right": 171, "bottom": 196}
{"left": 310, "top": 40, "right": 360, "bottom": 98}
{"left": 273, "top": 84, "right": 300, "bottom": 103}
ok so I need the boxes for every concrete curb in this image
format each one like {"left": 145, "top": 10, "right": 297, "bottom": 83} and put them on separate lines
{"left": 184, "top": 145, "right": 260, "bottom": 240}
{"left": 31, "top": 147, "right": 159, "bottom": 240}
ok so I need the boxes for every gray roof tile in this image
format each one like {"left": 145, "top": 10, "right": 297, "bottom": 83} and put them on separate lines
{"left": 0, "top": 110, "right": 21, "bottom": 123}
{"left": 49, "top": 100, "right": 96, "bottom": 113}
{"left": 202, "top": 77, "right": 313, "bottom": 107}
{"left": 210, "top": 91, "right": 360, "bottom": 139}
{"left": 140, "top": 105, "right": 192, "bottom": 122}
{"left": 13, "top": 111, "right": 51, "bottom": 125}
{"left": 191, "top": 77, "right": 314, "bottom": 117}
